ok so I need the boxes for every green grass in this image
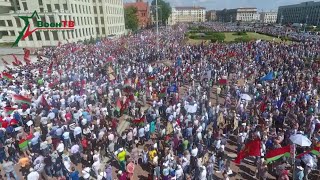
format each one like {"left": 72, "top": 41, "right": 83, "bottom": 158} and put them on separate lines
{"left": 187, "top": 32, "right": 292, "bottom": 44}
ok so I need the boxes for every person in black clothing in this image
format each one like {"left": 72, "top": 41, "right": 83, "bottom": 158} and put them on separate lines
{"left": 44, "top": 154, "right": 53, "bottom": 177}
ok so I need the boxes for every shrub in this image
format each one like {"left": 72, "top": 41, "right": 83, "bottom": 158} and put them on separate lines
{"left": 234, "top": 36, "right": 252, "bottom": 42}
{"left": 233, "top": 31, "right": 247, "bottom": 36}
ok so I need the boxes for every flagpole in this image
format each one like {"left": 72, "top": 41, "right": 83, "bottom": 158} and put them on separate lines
{"left": 156, "top": 0, "right": 160, "bottom": 57}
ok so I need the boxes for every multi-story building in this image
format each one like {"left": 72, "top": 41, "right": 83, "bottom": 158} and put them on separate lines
{"left": 260, "top": 12, "right": 277, "bottom": 23}
{"left": 124, "top": 0, "right": 150, "bottom": 29}
{"left": 216, "top": 8, "right": 259, "bottom": 22}
{"left": 206, "top": 10, "right": 217, "bottom": 21}
{"left": 277, "top": 1, "right": 320, "bottom": 25}
{"left": 0, "top": 0, "right": 126, "bottom": 47}
{"left": 170, "top": 6, "right": 206, "bottom": 25}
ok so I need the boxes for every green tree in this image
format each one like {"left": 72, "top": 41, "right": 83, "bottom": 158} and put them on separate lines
{"left": 151, "top": 0, "right": 172, "bottom": 25}
{"left": 124, "top": 6, "right": 139, "bottom": 31}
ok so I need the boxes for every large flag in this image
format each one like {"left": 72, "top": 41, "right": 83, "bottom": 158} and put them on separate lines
{"left": 296, "top": 146, "right": 320, "bottom": 158}
{"left": 2, "top": 72, "right": 14, "bottom": 81}
{"left": 24, "top": 49, "right": 31, "bottom": 62}
{"left": 12, "top": 94, "right": 32, "bottom": 104}
{"left": 47, "top": 61, "right": 53, "bottom": 75}
{"left": 265, "top": 146, "right": 291, "bottom": 163}
{"left": 4, "top": 107, "right": 16, "bottom": 115}
{"left": 234, "top": 139, "right": 261, "bottom": 164}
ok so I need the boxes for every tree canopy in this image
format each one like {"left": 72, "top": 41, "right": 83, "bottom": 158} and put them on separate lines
{"left": 151, "top": 0, "right": 172, "bottom": 25}
{"left": 124, "top": 6, "right": 139, "bottom": 31}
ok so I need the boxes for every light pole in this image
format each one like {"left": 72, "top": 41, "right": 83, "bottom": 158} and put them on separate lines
{"left": 304, "top": 15, "right": 309, "bottom": 32}
{"left": 155, "top": 0, "right": 159, "bottom": 54}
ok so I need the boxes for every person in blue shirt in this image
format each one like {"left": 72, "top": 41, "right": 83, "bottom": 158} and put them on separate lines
{"left": 69, "top": 167, "right": 79, "bottom": 180}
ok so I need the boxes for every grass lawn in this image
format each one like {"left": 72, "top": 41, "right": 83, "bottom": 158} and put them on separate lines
{"left": 187, "top": 32, "right": 292, "bottom": 44}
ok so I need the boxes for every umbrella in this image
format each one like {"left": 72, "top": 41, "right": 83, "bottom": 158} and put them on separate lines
{"left": 290, "top": 134, "right": 312, "bottom": 147}
{"left": 240, "top": 94, "right": 252, "bottom": 101}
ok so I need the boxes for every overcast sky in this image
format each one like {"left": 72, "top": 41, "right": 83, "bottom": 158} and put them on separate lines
{"left": 124, "top": 0, "right": 315, "bottom": 11}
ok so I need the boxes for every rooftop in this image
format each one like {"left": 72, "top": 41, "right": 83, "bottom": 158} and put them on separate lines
{"left": 175, "top": 6, "right": 206, "bottom": 10}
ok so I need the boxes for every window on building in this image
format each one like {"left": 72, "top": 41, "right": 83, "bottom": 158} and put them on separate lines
{"left": 102, "top": 27, "right": 105, "bottom": 34}
{"left": 82, "top": 29, "right": 85, "bottom": 36}
{"left": 99, "top": 6, "right": 103, "bottom": 13}
{"left": 47, "top": 4, "right": 52, "bottom": 12}
{"left": 36, "top": 32, "right": 41, "bottom": 40}
{"left": 40, "top": 8, "right": 44, "bottom": 12}
{"left": 38, "top": 0, "right": 43, "bottom": 5}
{"left": 75, "top": 29, "right": 78, "bottom": 37}
{"left": 95, "top": 17, "right": 98, "bottom": 24}
{"left": 93, "top": 6, "right": 97, "bottom": 14}
{"left": 7, "top": 20, "right": 13, "bottom": 26}
{"left": 63, "top": 4, "right": 67, "bottom": 10}
{"left": 96, "top": 27, "right": 100, "bottom": 34}
{"left": 54, "top": 4, "right": 59, "bottom": 10}
{"left": 22, "top": 2, "right": 28, "bottom": 11}
{"left": 62, "top": 31, "right": 66, "bottom": 40}
{"left": 101, "top": 17, "right": 104, "bottom": 24}
{"left": 79, "top": 5, "right": 81, "bottom": 13}
{"left": 0, "top": 20, "right": 6, "bottom": 26}
{"left": 9, "top": 30, "right": 15, "bottom": 36}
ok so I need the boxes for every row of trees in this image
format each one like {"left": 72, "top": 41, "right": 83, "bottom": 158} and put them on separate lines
{"left": 124, "top": 0, "right": 171, "bottom": 31}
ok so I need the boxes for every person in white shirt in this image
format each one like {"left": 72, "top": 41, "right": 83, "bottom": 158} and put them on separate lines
{"left": 175, "top": 165, "right": 184, "bottom": 180}
{"left": 92, "top": 158, "right": 101, "bottom": 177}
{"left": 56, "top": 141, "right": 65, "bottom": 155}
{"left": 199, "top": 166, "right": 207, "bottom": 180}
{"left": 62, "top": 130, "right": 71, "bottom": 148}
{"left": 144, "top": 123, "right": 150, "bottom": 140}
{"left": 27, "top": 168, "right": 39, "bottom": 180}
{"left": 82, "top": 167, "right": 91, "bottom": 180}
{"left": 138, "top": 127, "right": 145, "bottom": 144}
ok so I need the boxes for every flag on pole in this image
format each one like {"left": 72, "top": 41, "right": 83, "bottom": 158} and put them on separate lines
{"left": 12, "top": 54, "right": 22, "bottom": 65}
{"left": 2, "top": 72, "right": 14, "bottom": 81}
{"left": 4, "top": 107, "right": 16, "bottom": 115}
{"left": 234, "top": 139, "right": 261, "bottom": 164}
{"left": 12, "top": 94, "right": 32, "bottom": 104}
{"left": 296, "top": 147, "right": 320, "bottom": 158}
{"left": 265, "top": 146, "right": 291, "bottom": 163}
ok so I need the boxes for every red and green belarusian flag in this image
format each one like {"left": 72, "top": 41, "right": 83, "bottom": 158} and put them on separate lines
{"left": 18, "top": 134, "right": 33, "bottom": 150}
{"left": 147, "top": 76, "right": 155, "bottom": 82}
{"left": 4, "top": 107, "right": 16, "bottom": 115}
{"left": 2, "top": 72, "right": 14, "bottom": 81}
{"left": 296, "top": 147, "right": 320, "bottom": 158}
{"left": 115, "top": 99, "right": 122, "bottom": 112}
{"left": 12, "top": 94, "right": 32, "bottom": 104}
{"left": 158, "top": 87, "right": 167, "bottom": 97}
{"left": 265, "top": 146, "right": 291, "bottom": 163}
{"left": 132, "top": 116, "right": 145, "bottom": 126}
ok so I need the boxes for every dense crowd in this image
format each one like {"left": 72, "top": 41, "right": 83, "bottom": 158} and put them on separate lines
{"left": 0, "top": 23, "right": 320, "bottom": 180}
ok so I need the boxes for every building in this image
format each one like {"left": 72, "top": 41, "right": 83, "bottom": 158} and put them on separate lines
{"left": 0, "top": 0, "right": 126, "bottom": 47}
{"left": 216, "top": 8, "right": 259, "bottom": 22}
{"left": 124, "top": 0, "right": 150, "bottom": 29}
{"left": 206, "top": 10, "right": 217, "bottom": 21}
{"left": 277, "top": 1, "right": 320, "bottom": 25}
{"left": 260, "top": 12, "right": 278, "bottom": 23}
{"left": 170, "top": 6, "right": 206, "bottom": 24}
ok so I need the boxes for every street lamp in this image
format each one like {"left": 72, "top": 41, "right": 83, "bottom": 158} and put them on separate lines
{"left": 304, "top": 15, "right": 309, "bottom": 32}
{"left": 155, "top": 0, "right": 159, "bottom": 54}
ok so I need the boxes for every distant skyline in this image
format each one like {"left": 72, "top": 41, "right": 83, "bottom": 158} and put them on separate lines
{"left": 124, "top": 0, "right": 318, "bottom": 11}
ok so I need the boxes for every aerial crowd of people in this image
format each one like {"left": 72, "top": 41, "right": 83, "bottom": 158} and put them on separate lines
{"left": 0, "top": 23, "right": 319, "bottom": 180}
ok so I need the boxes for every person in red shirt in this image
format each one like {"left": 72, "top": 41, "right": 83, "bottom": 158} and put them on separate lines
{"left": 81, "top": 137, "right": 88, "bottom": 152}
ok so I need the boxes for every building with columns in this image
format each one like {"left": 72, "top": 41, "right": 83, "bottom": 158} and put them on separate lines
{"left": 216, "top": 7, "right": 259, "bottom": 22}
{"left": 260, "top": 12, "right": 278, "bottom": 23}
{"left": 170, "top": 6, "right": 206, "bottom": 25}
{"left": 0, "top": 0, "right": 126, "bottom": 47}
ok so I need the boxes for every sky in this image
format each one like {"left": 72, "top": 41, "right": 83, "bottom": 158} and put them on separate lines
{"left": 124, "top": 0, "right": 315, "bottom": 11}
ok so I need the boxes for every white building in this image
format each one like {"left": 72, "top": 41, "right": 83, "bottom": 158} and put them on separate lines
{"left": 0, "top": 0, "right": 125, "bottom": 47}
{"left": 170, "top": 6, "right": 206, "bottom": 25}
{"left": 216, "top": 8, "right": 259, "bottom": 22}
{"left": 260, "top": 12, "right": 277, "bottom": 23}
